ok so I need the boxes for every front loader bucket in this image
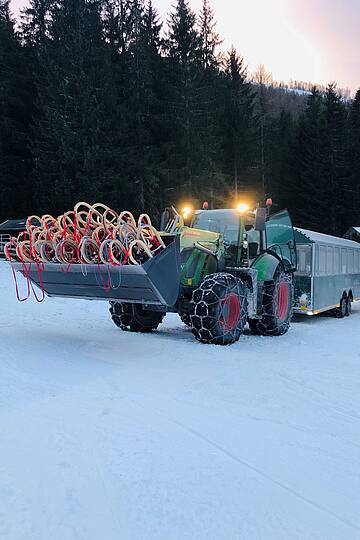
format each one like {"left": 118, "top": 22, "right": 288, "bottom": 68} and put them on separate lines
{"left": 13, "top": 236, "right": 180, "bottom": 307}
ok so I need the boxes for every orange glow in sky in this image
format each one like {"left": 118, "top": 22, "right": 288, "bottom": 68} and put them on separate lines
{"left": 159, "top": 0, "right": 359, "bottom": 92}
{"left": 11, "top": 0, "right": 360, "bottom": 93}
{"left": 209, "top": 0, "right": 328, "bottom": 84}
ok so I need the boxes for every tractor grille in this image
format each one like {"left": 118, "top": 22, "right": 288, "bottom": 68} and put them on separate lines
{"left": 0, "top": 234, "right": 11, "bottom": 257}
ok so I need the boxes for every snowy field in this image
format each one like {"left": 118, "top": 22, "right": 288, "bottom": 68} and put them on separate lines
{"left": 1, "top": 260, "right": 360, "bottom": 540}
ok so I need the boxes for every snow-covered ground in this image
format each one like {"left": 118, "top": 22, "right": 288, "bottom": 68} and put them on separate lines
{"left": 1, "top": 261, "right": 360, "bottom": 540}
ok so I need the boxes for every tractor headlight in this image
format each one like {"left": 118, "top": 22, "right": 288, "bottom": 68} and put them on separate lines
{"left": 236, "top": 203, "right": 250, "bottom": 214}
{"left": 182, "top": 206, "right": 192, "bottom": 220}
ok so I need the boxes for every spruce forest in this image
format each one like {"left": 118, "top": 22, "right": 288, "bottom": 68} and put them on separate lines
{"left": 0, "top": 0, "right": 359, "bottom": 235}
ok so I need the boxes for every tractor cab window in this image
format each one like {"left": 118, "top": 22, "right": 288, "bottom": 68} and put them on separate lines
{"left": 192, "top": 210, "right": 239, "bottom": 245}
{"left": 245, "top": 225, "right": 261, "bottom": 258}
{"left": 192, "top": 210, "right": 259, "bottom": 263}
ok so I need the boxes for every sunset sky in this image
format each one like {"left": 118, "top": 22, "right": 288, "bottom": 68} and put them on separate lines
{"left": 11, "top": 0, "right": 360, "bottom": 93}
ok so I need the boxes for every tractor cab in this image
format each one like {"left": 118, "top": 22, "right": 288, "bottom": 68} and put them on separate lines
{"left": 191, "top": 208, "right": 262, "bottom": 267}
{"left": 189, "top": 204, "right": 297, "bottom": 272}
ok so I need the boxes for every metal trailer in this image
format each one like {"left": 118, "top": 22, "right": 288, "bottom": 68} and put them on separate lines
{"left": 293, "top": 228, "right": 360, "bottom": 316}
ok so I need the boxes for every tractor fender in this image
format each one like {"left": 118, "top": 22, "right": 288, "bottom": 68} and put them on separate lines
{"left": 251, "top": 252, "right": 283, "bottom": 282}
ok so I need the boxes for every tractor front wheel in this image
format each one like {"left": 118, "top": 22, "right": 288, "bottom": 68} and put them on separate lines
{"left": 179, "top": 312, "right": 192, "bottom": 327}
{"left": 110, "top": 302, "right": 165, "bottom": 333}
{"left": 249, "top": 270, "right": 293, "bottom": 336}
{"left": 189, "top": 273, "right": 248, "bottom": 345}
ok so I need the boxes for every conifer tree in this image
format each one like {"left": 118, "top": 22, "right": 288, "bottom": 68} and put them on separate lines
{"left": 123, "top": 0, "right": 165, "bottom": 216}
{"left": 165, "top": 0, "right": 201, "bottom": 66}
{"left": 266, "top": 110, "right": 295, "bottom": 211}
{"left": 322, "top": 83, "right": 349, "bottom": 234}
{"left": 20, "top": 0, "right": 54, "bottom": 47}
{"left": 253, "top": 64, "right": 273, "bottom": 195}
{"left": 163, "top": 0, "right": 205, "bottom": 200}
{"left": 198, "top": 0, "right": 221, "bottom": 71}
{"left": 0, "top": 0, "right": 33, "bottom": 220}
{"left": 292, "top": 87, "right": 326, "bottom": 231}
{"left": 1, "top": 0, "right": 357, "bottom": 228}
{"left": 193, "top": 0, "right": 224, "bottom": 207}
{"left": 220, "top": 48, "right": 256, "bottom": 200}
{"left": 31, "top": 0, "right": 123, "bottom": 214}
{"left": 143, "top": 0, "right": 162, "bottom": 52}
{"left": 349, "top": 89, "right": 360, "bottom": 225}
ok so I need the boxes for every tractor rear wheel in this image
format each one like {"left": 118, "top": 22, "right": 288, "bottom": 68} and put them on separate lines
{"left": 189, "top": 273, "right": 248, "bottom": 345}
{"left": 110, "top": 302, "right": 165, "bottom": 333}
{"left": 249, "top": 270, "right": 293, "bottom": 336}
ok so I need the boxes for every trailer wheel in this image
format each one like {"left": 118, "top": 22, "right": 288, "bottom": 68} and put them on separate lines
{"left": 109, "top": 302, "right": 165, "bottom": 333}
{"left": 334, "top": 296, "right": 347, "bottom": 318}
{"left": 345, "top": 296, "right": 352, "bottom": 317}
{"left": 189, "top": 273, "right": 248, "bottom": 345}
{"left": 249, "top": 270, "right": 293, "bottom": 336}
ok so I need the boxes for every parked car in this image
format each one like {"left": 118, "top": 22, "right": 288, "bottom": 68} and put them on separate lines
{"left": 0, "top": 219, "right": 27, "bottom": 258}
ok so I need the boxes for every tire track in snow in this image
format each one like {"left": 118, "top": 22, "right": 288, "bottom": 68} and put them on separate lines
{"left": 129, "top": 398, "right": 360, "bottom": 534}
{"left": 278, "top": 373, "right": 360, "bottom": 423}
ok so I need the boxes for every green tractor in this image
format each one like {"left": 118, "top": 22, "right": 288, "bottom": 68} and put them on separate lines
{"left": 110, "top": 202, "right": 297, "bottom": 345}
{"left": 17, "top": 201, "right": 297, "bottom": 346}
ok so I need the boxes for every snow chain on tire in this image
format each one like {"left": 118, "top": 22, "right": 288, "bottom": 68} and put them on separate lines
{"left": 249, "top": 270, "right": 293, "bottom": 336}
{"left": 179, "top": 313, "right": 191, "bottom": 327}
{"left": 189, "top": 273, "right": 248, "bottom": 345}
{"left": 110, "top": 302, "right": 165, "bottom": 333}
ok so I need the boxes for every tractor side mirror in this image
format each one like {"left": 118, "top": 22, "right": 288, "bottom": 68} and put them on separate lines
{"left": 160, "top": 208, "right": 171, "bottom": 231}
{"left": 255, "top": 208, "right": 266, "bottom": 231}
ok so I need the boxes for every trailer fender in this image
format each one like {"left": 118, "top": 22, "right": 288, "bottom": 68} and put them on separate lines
{"left": 251, "top": 253, "right": 283, "bottom": 282}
